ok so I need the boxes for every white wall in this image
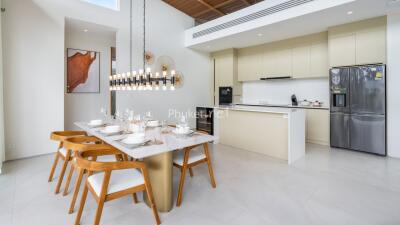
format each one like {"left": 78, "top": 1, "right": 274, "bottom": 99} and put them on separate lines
{"left": 387, "top": 13, "right": 400, "bottom": 158}
{"left": 2, "top": 0, "right": 211, "bottom": 159}
{"left": 242, "top": 78, "right": 329, "bottom": 107}
{"left": 0, "top": 0, "right": 5, "bottom": 171}
{"left": 115, "top": 0, "right": 212, "bottom": 127}
{"left": 64, "top": 25, "right": 116, "bottom": 130}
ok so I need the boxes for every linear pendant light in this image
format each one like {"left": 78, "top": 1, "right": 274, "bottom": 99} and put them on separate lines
{"left": 109, "top": 0, "right": 179, "bottom": 91}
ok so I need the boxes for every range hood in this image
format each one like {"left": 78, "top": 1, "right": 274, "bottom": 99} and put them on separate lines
{"left": 260, "top": 76, "right": 292, "bottom": 80}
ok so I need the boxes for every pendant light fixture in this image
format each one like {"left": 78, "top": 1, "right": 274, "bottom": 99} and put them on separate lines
{"left": 109, "top": 0, "right": 181, "bottom": 91}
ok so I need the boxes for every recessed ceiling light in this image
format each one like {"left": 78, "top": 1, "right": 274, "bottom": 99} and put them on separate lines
{"left": 83, "top": 29, "right": 89, "bottom": 32}
{"left": 347, "top": 11, "right": 353, "bottom": 15}
{"left": 257, "top": 33, "right": 263, "bottom": 37}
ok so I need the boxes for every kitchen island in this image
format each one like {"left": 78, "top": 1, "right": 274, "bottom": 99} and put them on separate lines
{"left": 214, "top": 105, "right": 305, "bottom": 164}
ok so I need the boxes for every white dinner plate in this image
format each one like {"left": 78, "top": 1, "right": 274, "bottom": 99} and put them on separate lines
{"left": 118, "top": 138, "right": 150, "bottom": 148}
{"left": 172, "top": 129, "right": 194, "bottom": 136}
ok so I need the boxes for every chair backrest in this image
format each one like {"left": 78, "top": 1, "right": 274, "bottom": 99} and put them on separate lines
{"left": 73, "top": 149, "right": 146, "bottom": 172}
{"left": 50, "top": 131, "right": 87, "bottom": 142}
{"left": 63, "top": 136, "right": 109, "bottom": 153}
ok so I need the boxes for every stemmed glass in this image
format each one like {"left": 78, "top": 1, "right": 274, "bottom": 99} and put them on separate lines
{"left": 100, "top": 107, "right": 108, "bottom": 123}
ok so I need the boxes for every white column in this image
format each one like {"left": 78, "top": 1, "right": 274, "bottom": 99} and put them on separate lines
{"left": 387, "top": 13, "right": 400, "bottom": 158}
{"left": 0, "top": 0, "right": 5, "bottom": 173}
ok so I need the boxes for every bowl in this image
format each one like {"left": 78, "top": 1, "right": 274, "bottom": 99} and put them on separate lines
{"left": 147, "top": 120, "right": 160, "bottom": 127}
{"left": 123, "top": 133, "right": 145, "bottom": 144}
{"left": 89, "top": 119, "right": 103, "bottom": 126}
{"left": 104, "top": 125, "right": 120, "bottom": 133}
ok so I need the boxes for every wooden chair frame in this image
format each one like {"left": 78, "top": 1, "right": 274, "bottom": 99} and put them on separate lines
{"left": 48, "top": 131, "right": 87, "bottom": 194}
{"left": 62, "top": 136, "right": 125, "bottom": 214}
{"left": 173, "top": 141, "right": 216, "bottom": 207}
{"left": 73, "top": 149, "right": 161, "bottom": 225}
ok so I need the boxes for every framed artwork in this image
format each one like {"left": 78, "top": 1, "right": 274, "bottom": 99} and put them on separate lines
{"left": 67, "top": 48, "right": 100, "bottom": 93}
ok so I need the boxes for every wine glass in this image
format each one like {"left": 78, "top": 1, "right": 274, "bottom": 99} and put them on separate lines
{"left": 100, "top": 107, "right": 108, "bottom": 123}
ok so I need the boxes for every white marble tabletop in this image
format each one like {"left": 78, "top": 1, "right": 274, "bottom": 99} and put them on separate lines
{"left": 75, "top": 122, "right": 215, "bottom": 159}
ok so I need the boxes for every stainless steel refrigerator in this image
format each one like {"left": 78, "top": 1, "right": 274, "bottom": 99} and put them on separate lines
{"left": 330, "top": 64, "right": 386, "bottom": 155}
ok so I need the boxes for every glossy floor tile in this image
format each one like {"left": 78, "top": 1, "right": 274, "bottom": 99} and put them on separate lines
{"left": 1, "top": 144, "right": 400, "bottom": 225}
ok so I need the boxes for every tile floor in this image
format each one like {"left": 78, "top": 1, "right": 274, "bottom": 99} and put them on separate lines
{"left": 1, "top": 144, "right": 400, "bottom": 225}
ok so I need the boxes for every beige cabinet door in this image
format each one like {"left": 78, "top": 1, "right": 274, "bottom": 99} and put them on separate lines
{"left": 273, "top": 48, "right": 292, "bottom": 77}
{"left": 356, "top": 28, "right": 386, "bottom": 65}
{"left": 218, "top": 110, "right": 289, "bottom": 160}
{"left": 261, "top": 50, "right": 275, "bottom": 78}
{"left": 329, "top": 34, "right": 356, "bottom": 67}
{"left": 305, "top": 109, "right": 330, "bottom": 146}
{"left": 310, "top": 41, "right": 329, "bottom": 77}
{"left": 292, "top": 45, "right": 311, "bottom": 78}
{"left": 238, "top": 49, "right": 262, "bottom": 81}
{"left": 215, "top": 54, "right": 233, "bottom": 87}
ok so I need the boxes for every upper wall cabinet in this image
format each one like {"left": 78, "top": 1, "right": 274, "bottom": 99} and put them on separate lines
{"left": 328, "top": 16, "right": 387, "bottom": 67}
{"left": 238, "top": 32, "right": 328, "bottom": 81}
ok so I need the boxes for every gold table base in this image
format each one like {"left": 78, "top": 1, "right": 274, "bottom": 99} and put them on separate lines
{"left": 143, "top": 151, "right": 173, "bottom": 212}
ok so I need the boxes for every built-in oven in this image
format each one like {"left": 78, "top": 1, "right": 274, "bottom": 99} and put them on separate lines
{"left": 219, "top": 86, "right": 232, "bottom": 105}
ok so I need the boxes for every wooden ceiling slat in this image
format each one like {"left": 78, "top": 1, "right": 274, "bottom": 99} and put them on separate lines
{"left": 197, "top": 0, "right": 225, "bottom": 16}
{"left": 193, "top": 0, "right": 236, "bottom": 18}
{"left": 162, "top": 0, "right": 264, "bottom": 24}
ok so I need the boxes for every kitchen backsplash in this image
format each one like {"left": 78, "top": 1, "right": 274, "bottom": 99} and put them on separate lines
{"left": 241, "top": 78, "right": 329, "bottom": 106}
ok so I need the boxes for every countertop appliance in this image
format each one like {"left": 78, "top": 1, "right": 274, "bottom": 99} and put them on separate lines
{"left": 291, "top": 94, "right": 298, "bottom": 106}
{"left": 330, "top": 64, "right": 386, "bottom": 155}
{"left": 219, "top": 87, "right": 232, "bottom": 105}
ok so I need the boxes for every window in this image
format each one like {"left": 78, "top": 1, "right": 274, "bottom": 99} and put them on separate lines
{"left": 82, "top": 0, "right": 120, "bottom": 11}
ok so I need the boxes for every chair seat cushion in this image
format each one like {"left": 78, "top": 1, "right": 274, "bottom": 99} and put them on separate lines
{"left": 88, "top": 169, "right": 145, "bottom": 196}
{"left": 173, "top": 149, "right": 206, "bottom": 166}
{"left": 96, "top": 155, "right": 118, "bottom": 162}
{"left": 58, "top": 148, "right": 67, "bottom": 157}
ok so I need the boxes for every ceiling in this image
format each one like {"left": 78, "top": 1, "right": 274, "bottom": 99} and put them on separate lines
{"left": 65, "top": 18, "right": 117, "bottom": 40}
{"left": 162, "top": 0, "right": 264, "bottom": 24}
{"left": 186, "top": 0, "right": 400, "bottom": 52}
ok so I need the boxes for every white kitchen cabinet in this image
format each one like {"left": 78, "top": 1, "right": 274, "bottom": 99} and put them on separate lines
{"left": 306, "top": 109, "right": 330, "bottom": 146}
{"left": 273, "top": 48, "right": 292, "bottom": 77}
{"left": 328, "top": 16, "right": 386, "bottom": 67}
{"left": 213, "top": 49, "right": 242, "bottom": 105}
{"left": 310, "top": 41, "right": 329, "bottom": 77}
{"left": 214, "top": 52, "right": 233, "bottom": 87}
{"left": 292, "top": 45, "right": 311, "bottom": 78}
{"left": 329, "top": 34, "right": 356, "bottom": 67}
{"left": 355, "top": 27, "right": 386, "bottom": 65}
{"left": 238, "top": 47, "right": 263, "bottom": 81}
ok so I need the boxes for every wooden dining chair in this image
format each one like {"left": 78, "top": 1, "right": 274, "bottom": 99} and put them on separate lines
{"left": 62, "top": 136, "right": 126, "bottom": 214}
{"left": 49, "top": 131, "right": 87, "bottom": 194}
{"left": 173, "top": 131, "right": 217, "bottom": 207}
{"left": 73, "top": 148, "right": 161, "bottom": 225}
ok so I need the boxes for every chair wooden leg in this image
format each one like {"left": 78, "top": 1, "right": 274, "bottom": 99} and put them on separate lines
{"left": 74, "top": 184, "right": 89, "bottom": 225}
{"left": 189, "top": 168, "right": 194, "bottom": 177}
{"left": 176, "top": 148, "right": 190, "bottom": 207}
{"left": 69, "top": 168, "right": 85, "bottom": 214}
{"left": 132, "top": 193, "right": 139, "bottom": 204}
{"left": 63, "top": 163, "right": 75, "bottom": 196}
{"left": 93, "top": 199, "right": 105, "bottom": 225}
{"left": 203, "top": 143, "right": 216, "bottom": 188}
{"left": 48, "top": 152, "right": 60, "bottom": 182}
{"left": 142, "top": 168, "right": 161, "bottom": 225}
{"left": 55, "top": 156, "right": 69, "bottom": 194}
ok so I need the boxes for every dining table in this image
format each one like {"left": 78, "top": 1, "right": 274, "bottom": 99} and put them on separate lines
{"left": 74, "top": 121, "right": 215, "bottom": 212}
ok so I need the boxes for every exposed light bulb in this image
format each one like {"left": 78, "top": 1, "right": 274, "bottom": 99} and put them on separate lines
{"left": 155, "top": 86, "right": 159, "bottom": 90}
{"left": 139, "top": 69, "right": 144, "bottom": 75}
{"left": 162, "top": 85, "right": 167, "bottom": 91}
{"left": 170, "top": 85, "right": 175, "bottom": 91}
{"left": 162, "top": 71, "right": 167, "bottom": 77}
{"left": 171, "top": 70, "right": 176, "bottom": 76}
{"left": 155, "top": 72, "right": 160, "bottom": 77}
{"left": 146, "top": 67, "right": 151, "bottom": 73}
